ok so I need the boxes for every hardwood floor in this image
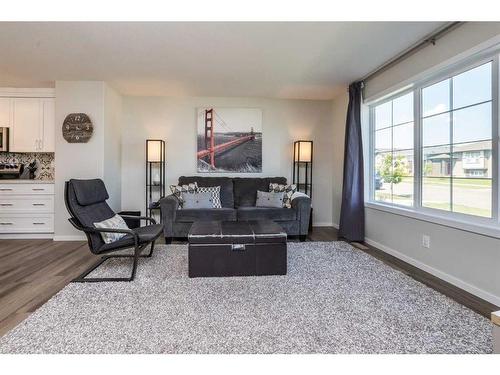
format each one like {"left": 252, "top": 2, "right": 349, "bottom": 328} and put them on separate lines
{"left": 0, "top": 227, "right": 497, "bottom": 338}
{"left": 0, "top": 239, "right": 94, "bottom": 337}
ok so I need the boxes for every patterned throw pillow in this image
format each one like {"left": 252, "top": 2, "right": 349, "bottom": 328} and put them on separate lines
{"left": 94, "top": 214, "right": 129, "bottom": 244}
{"left": 197, "top": 186, "right": 222, "bottom": 208}
{"left": 170, "top": 182, "right": 198, "bottom": 206}
{"left": 269, "top": 183, "right": 297, "bottom": 208}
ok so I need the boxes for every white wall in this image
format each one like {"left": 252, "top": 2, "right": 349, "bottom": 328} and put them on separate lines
{"left": 120, "top": 96, "right": 334, "bottom": 225}
{"left": 331, "top": 23, "right": 500, "bottom": 305}
{"left": 54, "top": 81, "right": 122, "bottom": 240}
{"left": 54, "top": 81, "right": 106, "bottom": 240}
{"left": 103, "top": 85, "right": 123, "bottom": 212}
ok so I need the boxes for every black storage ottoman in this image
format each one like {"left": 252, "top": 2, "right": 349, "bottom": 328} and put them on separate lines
{"left": 188, "top": 220, "right": 287, "bottom": 278}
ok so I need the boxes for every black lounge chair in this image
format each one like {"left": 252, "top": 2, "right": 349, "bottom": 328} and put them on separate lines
{"left": 64, "top": 178, "right": 164, "bottom": 282}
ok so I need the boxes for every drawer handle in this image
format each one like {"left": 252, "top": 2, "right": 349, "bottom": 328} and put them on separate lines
{"left": 33, "top": 203, "right": 45, "bottom": 206}
{"left": 231, "top": 244, "right": 246, "bottom": 251}
{"left": 0, "top": 203, "right": 13, "bottom": 206}
{"left": 32, "top": 188, "right": 45, "bottom": 191}
{"left": 0, "top": 188, "right": 13, "bottom": 191}
{"left": 33, "top": 222, "right": 46, "bottom": 225}
{"left": 0, "top": 222, "right": 13, "bottom": 225}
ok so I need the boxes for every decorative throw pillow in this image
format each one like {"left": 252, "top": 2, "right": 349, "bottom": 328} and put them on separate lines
{"left": 269, "top": 183, "right": 297, "bottom": 208}
{"left": 94, "top": 214, "right": 129, "bottom": 244}
{"left": 181, "top": 192, "right": 214, "bottom": 209}
{"left": 197, "top": 186, "right": 222, "bottom": 208}
{"left": 170, "top": 182, "right": 198, "bottom": 206}
{"left": 256, "top": 190, "right": 285, "bottom": 208}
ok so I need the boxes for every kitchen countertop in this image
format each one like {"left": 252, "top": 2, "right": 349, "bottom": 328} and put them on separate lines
{"left": 0, "top": 179, "right": 54, "bottom": 184}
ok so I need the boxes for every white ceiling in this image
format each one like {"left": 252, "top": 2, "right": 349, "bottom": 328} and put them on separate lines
{"left": 0, "top": 22, "right": 444, "bottom": 100}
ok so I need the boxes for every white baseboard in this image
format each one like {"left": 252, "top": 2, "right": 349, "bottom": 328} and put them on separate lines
{"left": 365, "top": 237, "right": 500, "bottom": 307}
{"left": 0, "top": 233, "right": 54, "bottom": 240}
{"left": 53, "top": 235, "right": 86, "bottom": 241}
{"left": 313, "top": 222, "right": 334, "bottom": 227}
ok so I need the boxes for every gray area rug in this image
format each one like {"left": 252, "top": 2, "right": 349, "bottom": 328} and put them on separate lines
{"left": 0, "top": 242, "right": 492, "bottom": 353}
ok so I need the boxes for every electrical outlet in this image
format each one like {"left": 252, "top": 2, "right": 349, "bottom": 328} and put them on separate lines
{"left": 422, "top": 235, "right": 430, "bottom": 249}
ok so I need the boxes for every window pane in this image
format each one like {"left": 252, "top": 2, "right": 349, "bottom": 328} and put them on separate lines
{"left": 452, "top": 178, "right": 492, "bottom": 218}
{"left": 374, "top": 152, "right": 392, "bottom": 203}
{"left": 375, "top": 101, "right": 391, "bottom": 129}
{"left": 423, "top": 145, "right": 451, "bottom": 177}
{"left": 393, "top": 150, "right": 414, "bottom": 176}
{"left": 392, "top": 150, "right": 414, "bottom": 207}
{"left": 453, "top": 62, "right": 492, "bottom": 109}
{"left": 393, "top": 92, "right": 413, "bottom": 125}
{"left": 423, "top": 79, "right": 450, "bottom": 117}
{"left": 423, "top": 113, "right": 450, "bottom": 147}
{"left": 393, "top": 177, "right": 413, "bottom": 207}
{"left": 375, "top": 127, "right": 391, "bottom": 152}
{"left": 393, "top": 122, "right": 413, "bottom": 150}
{"left": 423, "top": 177, "right": 451, "bottom": 211}
{"left": 452, "top": 141, "right": 492, "bottom": 178}
{"left": 453, "top": 102, "right": 491, "bottom": 144}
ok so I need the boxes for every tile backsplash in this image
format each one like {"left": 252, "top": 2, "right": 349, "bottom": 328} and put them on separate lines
{"left": 0, "top": 152, "right": 55, "bottom": 180}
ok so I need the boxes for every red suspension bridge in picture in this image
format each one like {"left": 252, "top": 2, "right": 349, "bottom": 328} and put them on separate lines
{"left": 197, "top": 108, "right": 256, "bottom": 169}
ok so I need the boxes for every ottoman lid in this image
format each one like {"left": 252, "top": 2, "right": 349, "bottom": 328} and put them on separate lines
{"left": 188, "top": 220, "right": 286, "bottom": 244}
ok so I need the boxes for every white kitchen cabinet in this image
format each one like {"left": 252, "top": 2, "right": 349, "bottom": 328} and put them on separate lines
{"left": 7, "top": 97, "right": 55, "bottom": 153}
{"left": 0, "top": 182, "right": 55, "bottom": 236}
{"left": 42, "top": 98, "right": 55, "bottom": 152}
{"left": 11, "top": 98, "right": 41, "bottom": 152}
{"left": 0, "top": 98, "right": 12, "bottom": 127}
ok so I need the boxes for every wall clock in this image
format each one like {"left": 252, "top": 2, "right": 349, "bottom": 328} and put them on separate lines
{"left": 62, "top": 113, "right": 93, "bottom": 143}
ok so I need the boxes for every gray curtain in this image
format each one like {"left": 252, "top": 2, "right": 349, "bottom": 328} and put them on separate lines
{"left": 338, "top": 81, "right": 365, "bottom": 242}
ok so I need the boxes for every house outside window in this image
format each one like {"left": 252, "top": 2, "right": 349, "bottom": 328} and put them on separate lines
{"left": 369, "top": 56, "right": 497, "bottom": 223}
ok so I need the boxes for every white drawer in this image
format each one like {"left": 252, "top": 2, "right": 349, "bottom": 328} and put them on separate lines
{"left": 0, "top": 195, "right": 54, "bottom": 213}
{"left": 0, "top": 183, "right": 54, "bottom": 195}
{"left": 0, "top": 214, "right": 54, "bottom": 233}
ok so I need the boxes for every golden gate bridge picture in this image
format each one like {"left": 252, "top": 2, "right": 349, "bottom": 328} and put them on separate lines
{"left": 197, "top": 107, "right": 262, "bottom": 172}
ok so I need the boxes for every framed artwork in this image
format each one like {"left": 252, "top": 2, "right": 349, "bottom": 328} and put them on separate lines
{"left": 196, "top": 107, "right": 262, "bottom": 173}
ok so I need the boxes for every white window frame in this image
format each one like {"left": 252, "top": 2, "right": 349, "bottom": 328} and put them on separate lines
{"left": 366, "top": 52, "right": 500, "bottom": 238}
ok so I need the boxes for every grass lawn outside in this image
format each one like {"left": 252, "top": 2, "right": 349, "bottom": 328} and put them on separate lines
{"left": 417, "top": 177, "right": 491, "bottom": 189}
{"left": 423, "top": 202, "right": 491, "bottom": 218}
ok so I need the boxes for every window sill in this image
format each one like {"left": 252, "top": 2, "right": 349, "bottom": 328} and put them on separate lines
{"left": 365, "top": 201, "right": 500, "bottom": 240}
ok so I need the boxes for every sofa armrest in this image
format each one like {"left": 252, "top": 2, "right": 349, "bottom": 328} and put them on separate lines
{"left": 291, "top": 193, "right": 311, "bottom": 235}
{"left": 159, "top": 194, "right": 180, "bottom": 238}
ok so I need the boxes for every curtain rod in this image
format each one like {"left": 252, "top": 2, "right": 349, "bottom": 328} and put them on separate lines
{"left": 359, "top": 22, "right": 465, "bottom": 84}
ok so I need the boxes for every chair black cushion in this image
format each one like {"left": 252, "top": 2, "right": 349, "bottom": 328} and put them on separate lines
{"left": 99, "top": 224, "right": 163, "bottom": 253}
{"left": 237, "top": 207, "right": 296, "bottom": 221}
{"left": 66, "top": 180, "right": 115, "bottom": 252}
{"left": 178, "top": 176, "right": 234, "bottom": 208}
{"left": 233, "top": 177, "right": 287, "bottom": 207}
{"left": 71, "top": 179, "right": 109, "bottom": 206}
{"left": 176, "top": 208, "right": 236, "bottom": 223}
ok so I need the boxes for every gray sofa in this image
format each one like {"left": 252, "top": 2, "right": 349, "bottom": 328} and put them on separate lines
{"left": 159, "top": 176, "right": 311, "bottom": 243}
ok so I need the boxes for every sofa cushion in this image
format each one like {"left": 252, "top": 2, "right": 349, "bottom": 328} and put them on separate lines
{"left": 237, "top": 207, "right": 296, "bottom": 221}
{"left": 178, "top": 176, "right": 234, "bottom": 208}
{"left": 233, "top": 177, "right": 287, "bottom": 207}
{"left": 176, "top": 208, "right": 237, "bottom": 223}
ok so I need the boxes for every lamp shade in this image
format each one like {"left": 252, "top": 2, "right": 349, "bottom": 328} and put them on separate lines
{"left": 294, "top": 141, "right": 313, "bottom": 162}
{"left": 146, "top": 140, "right": 164, "bottom": 162}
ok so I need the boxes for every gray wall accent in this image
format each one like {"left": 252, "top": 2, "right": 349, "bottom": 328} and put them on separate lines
{"left": 364, "top": 22, "right": 500, "bottom": 100}
{"left": 330, "top": 23, "right": 500, "bottom": 305}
